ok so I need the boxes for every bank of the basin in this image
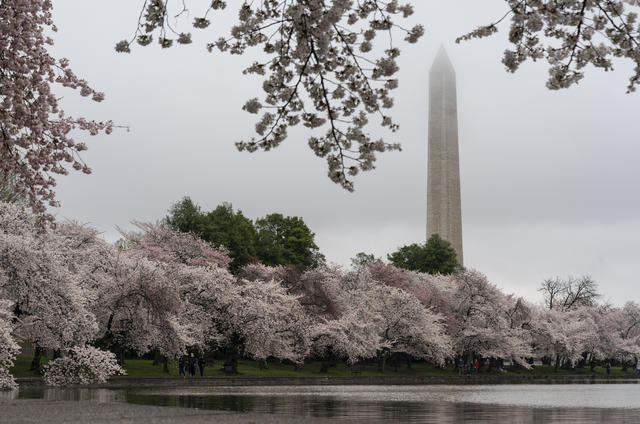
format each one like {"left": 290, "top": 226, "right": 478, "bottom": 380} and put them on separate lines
{"left": 16, "top": 374, "right": 640, "bottom": 389}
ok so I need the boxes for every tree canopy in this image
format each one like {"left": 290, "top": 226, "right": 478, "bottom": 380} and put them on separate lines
{"left": 167, "top": 197, "right": 324, "bottom": 272}
{"left": 351, "top": 252, "right": 383, "bottom": 268}
{"left": 255, "top": 213, "right": 325, "bottom": 269}
{"left": 387, "top": 234, "right": 459, "bottom": 275}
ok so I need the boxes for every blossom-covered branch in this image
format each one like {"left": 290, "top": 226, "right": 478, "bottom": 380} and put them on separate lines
{"left": 117, "top": 0, "right": 424, "bottom": 190}
{"left": 457, "top": 0, "right": 640, "bottom": 92}
{"left": 1, "top": 0, "right": 113, "bottom": 224}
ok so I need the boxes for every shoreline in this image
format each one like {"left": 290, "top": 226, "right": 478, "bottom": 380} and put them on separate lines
{"left": 16, "top": 374, "right": 640, "bottom": 389}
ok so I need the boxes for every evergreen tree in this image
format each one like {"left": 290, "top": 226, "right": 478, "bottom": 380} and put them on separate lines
{"left": 387, "top": 234, "right": 459, "bottom": 275}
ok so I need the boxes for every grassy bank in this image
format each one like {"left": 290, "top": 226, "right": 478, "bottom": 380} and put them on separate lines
{"left": 11, "top": 355, "right": 635, "bottom": 379}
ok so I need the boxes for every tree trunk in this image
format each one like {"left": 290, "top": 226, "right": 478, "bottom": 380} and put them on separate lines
{"left": 118, "top": 349, "right": 126, "bottom": 366}
{"left": 377, "top": 353, "right": 387, "bottom": 373}
{"left": 153, "top": 350, "right": 161, "bottom": 366}
{"left": 162, "top": 355, "right": 169, "bottom": 374}
{"left": 224, "top": 344, "right": 239, "bottom": 374}
{"left": 258, "top": 359, "right": 267, "bottom": 370}
{"left": 391, "top": 353, "right": 399, "bottom": 372}
{"left": 487, "top": 357, "right": 497, "bottom": 372}
{"left": 319, "top": 361, "right": 330, "bottom": 373}
{"left": 30, "top": 344, "right": 43, "bottom": 375}
{"left": 554, "top": 354, "right": 560, "bottom": 373}
{"left": 588, "top": 353, "right": 596, "bottom": 372}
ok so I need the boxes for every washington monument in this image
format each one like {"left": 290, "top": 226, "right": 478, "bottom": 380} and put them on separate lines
{"left": 427, "top": 47, "right": 463, "bottom": 265}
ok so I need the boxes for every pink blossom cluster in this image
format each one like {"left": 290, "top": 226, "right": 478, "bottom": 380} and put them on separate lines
{"left": 42, "top": 346, "right": 124, "bottom": 386}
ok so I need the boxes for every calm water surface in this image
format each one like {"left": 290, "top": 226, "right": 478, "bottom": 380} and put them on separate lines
{"left": 5, "top": 384, "right": 640, "bottom": 423}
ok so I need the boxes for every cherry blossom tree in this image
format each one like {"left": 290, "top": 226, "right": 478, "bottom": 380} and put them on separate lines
{"left": 117, "top": 221, "right": 234, "bottom": 363}
{"left": 95, "top": 253, "right": 191, "bottom": 361}
{"left": 172, "top": 265, "right": 237, "bottom": 351}
{"left": 119, "top": 221, "right": 232, "bottom": 269}
{"left": 1, "top": 0, "right": 113, "bottom": 223}
{"left": 0, "top": 299, "right": 19, "bottom": 390}
{"left": 531, "top": 307, "right": 596, "bottom": 371}
{"left": 0, "top": 204, "right": 99, "bottom": 353}
{"left": 448, "top": 270, "right": 532, "bottom": 368}
{"left": 309, "top": 267, "right": 451, "bottom": 371}
{"left": 613, "top": 302, "right": 640, "bottom": 367}
{"left": 458, "top": 1, "right": 640, "bottom": 92}
{"left": 371, "top": 284, "right": 451, "bottom": 371}
{"left": 224, "top": 279, "right": 311, "bottom": 369}
{"left": 310, "top": 310, "right": 382, "bottom": 369}
{"left": 0, "top": 202, "right": 130, "bottom": 385}
{"left": 177, "top": 264, "right": 312, "bottom": 373}
{"left": 581, "top": 305, "right": 627, "bottom": 367}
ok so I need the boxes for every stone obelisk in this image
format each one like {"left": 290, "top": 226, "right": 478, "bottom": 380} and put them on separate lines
{"left": 427, "top": 47, "right": 463, "bottom": 265}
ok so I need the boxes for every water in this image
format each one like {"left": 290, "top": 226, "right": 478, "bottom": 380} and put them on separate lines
{"left": 4, "top": 384, "right": 640, "bottom": 423}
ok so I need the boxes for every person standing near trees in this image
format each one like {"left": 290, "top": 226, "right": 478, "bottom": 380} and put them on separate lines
{"left": 198, "top": 357, "right": 206, "bottom": 376}
{"left": 178, "top": 355, "right": 186, "bottom": 377}
{"left": 188, "top": 353, "right": 197, "bottom": 377}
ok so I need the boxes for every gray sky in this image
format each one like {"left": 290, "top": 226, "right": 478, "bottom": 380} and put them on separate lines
{"left": 49, "top": 1, "right": 640, "bottom": 305}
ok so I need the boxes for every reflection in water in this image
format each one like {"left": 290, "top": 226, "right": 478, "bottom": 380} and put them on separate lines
{"left": 10, "top": 387, "right": 123, "bottom": 403}
{"left": 130, "top": 384, "right": 640, "bottom": 409}
{"left": 5, "top": 384, "right": 640, "bottom": 423}
{"left": 123, "top": 391, "right": 640, "bottom": 423}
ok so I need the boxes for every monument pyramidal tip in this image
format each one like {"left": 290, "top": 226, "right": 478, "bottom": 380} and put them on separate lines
{"left": 427, "top": 46, "right": 464, "bottom": 265}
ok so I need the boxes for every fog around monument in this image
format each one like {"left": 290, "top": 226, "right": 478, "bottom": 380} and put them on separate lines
{"left": 47, "top": 1, "right": 639, "bottom": 305}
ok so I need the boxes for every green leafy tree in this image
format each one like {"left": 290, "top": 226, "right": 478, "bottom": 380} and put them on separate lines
{"left": 387, "top": 234, "right": 459, "bottom": 275}
{"left": 255, "top": 213, "right": 325, "bottom": 269}
{"left": 167, "top": 197, "right": 204, "bottom": 235}
{"left": 351, "top": 252, "right": 382, "bottom": 268}
{"left": 203, "top": 203, "right": 257, "bottom": 272}
{"left": 167, "top": 198, "right": 257, "bottom": 272}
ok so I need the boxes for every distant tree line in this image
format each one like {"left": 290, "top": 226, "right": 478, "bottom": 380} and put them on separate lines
{"left": 2, "top": 200, "right": 639, "bottom": 389}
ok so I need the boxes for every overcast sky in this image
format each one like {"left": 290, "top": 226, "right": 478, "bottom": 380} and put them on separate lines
{"left": 48, "top": 1, "right": 640, "bottom": 306}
